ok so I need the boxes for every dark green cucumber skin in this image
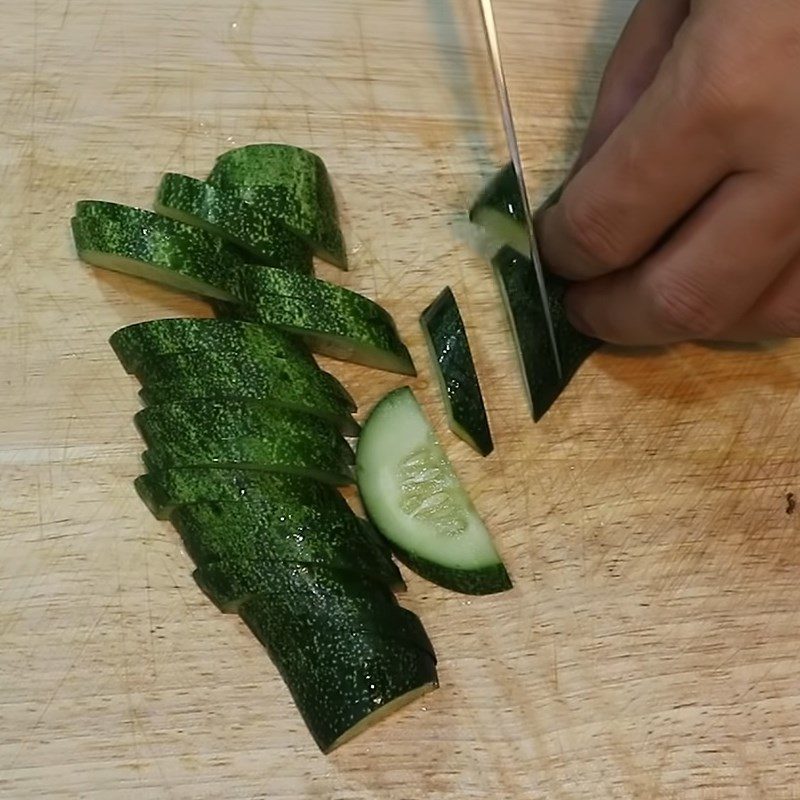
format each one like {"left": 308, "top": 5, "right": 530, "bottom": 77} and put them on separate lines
{"left": 240, "top": 595, "right": 438, "bottom": 753}
{"left": 136, "top": 400, "right": 354, "bottom": 485}
{"left": 135, "top": 351, "right": 358, "bottom": 436}
{"left": 421, "top": 287, "right": 493, "bottom": 457}
{"left": 72, "top": 202, "right": 239, "bottom": 300}
{"left": 207, "top": 143, "right": 347, "bottom": 268}
{"left": 171, "top": 499, "right": 405, "bottom": 595}
{"left": 154, "top": 172, "right": 314, "bottom": 274}
{"left": 389, "top": 541, "right": 512, "bottom": 596}
{"left": 231, "top": 265, "right": 416, "bottom": 376}
{"left": 135, "top": 468, "right": 349, "bottom": 519}
{"left": 468, "top": 162, "right": 521, "bottom": 223}
{"left": 492, "top": 246, "right": 600, "bottom": 421}
{"left": 109, "top": 317, "right": 356, "bottom": 411}
{"left": 229, "top": 571, "right": 432, "bottom": 659}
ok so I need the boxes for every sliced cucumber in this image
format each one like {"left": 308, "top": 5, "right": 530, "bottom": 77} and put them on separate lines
{"left": 356, "top": 387, "right": 511, "bottom": 595}
{"left": 420, "top": 287, "right": 493, "bottom": 457}
{"left": 171, "top": 499, "right": 405, "bottom": 599}
{"left": 470, "top": 166, "right": 599, "bottom": 421}
{"left": 233, "top": 264, "right": 415, "bottom": 375}
{"left": 136, "top": 351, "right": 358, "bottom": 436}
{"left": 240, "top": 591, "right": 438, "bottom": 753}
{"left": 72, "top": 202, "right": 238, "bottom": 300}
{"left": 137, "top": 399, "right": 354, "bottom": 485}
{"left": 492, "top": 246, "right": 600, "bottom": 421}
{"left": 154, "top": 173, "right": 314, "bottom": 273}
{"left": 109, "top": 317, "right": 355, "bottom": 411}
{"left": 207, "top": 143, "right": 347, "bottom": 268}
{"left": 135, "top": 468, "right": 348, "bottom": 520}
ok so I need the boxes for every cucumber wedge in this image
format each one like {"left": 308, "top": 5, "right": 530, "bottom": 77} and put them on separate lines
{"left": 233, "top": 264, "right": 415, "bottom": 375}
{"left": 136, "top": 399, "right": 354, "bottom": 485}
{"left": 154, "top": 173, "right": 314, "bottom": 273}
{"left": 109, "top": 317, "right": 355, "bottom": 411}
{"left": 207, "top": 143, "right": 347, "bottom": 268}
{"left": 492, "top": 246, "right": 600, "bottom": 421}
{"left": 420, "top": 287, "right": 493, "bottom": 457}
{"left": 240, "top": 593, "right": 438, "bottom": 753}
{"left": 171, "top": 499, "right": 405, "bottom": 598}
{"left": 72, "top": 202, "right": 238, "bottom": 300}
{"left": 356, "top": 387, "right": 511, "bottom": 595}
{"left": 135, "top": 468, "right": 348, "bottom": 520}
{"left": 136, "top": 351, "right": 358, "bottom": 436}
{"left": 470, "top": 165, "right": 599, "bottom": 420}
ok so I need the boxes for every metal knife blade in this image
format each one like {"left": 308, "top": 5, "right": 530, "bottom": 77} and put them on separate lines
{"left": 476, "top": 0, "right": 563, "bottom": 380}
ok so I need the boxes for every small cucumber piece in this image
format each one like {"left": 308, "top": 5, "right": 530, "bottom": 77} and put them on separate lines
{"left": 109, "top": 317, "right": 355, "bottom": 411}
{"left": 420, "top": 287, "right": 493, "bottom": 456}
{"left": 154, "top": 173, "right": 313, "bottom": 273}
{"left": 136, "top": 351, "right": 358, "bottom": 436}
{"left": 207, "top": 143, "right": 347, "bottom": 268}
{"left": 470, "top": 165, "right": 599, "bottom": 421}
{"left": 135, "top": 468, "right": 348, "bottom": 520}
{"left": 240, "top": 592, "right": 438, "bottom": 754}
{"left": 171, "top": 499, "right": 405, "bottom": 598}
{"left": 136, "top": 399, "right": 354, "bottom": 485}
{"left": 492, "top": 246, "right": 600, "bottom": 421}
{"left": 356, "top": 387, "right": 511, "bottom": 595}
{"left": 232, "top": 264, "right": 415, "bottom": 375}
{"left": 72, "top": 202, "right": 238, "bottom": 300}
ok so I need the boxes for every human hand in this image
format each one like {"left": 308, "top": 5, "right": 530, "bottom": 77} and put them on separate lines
{"left": 539, "top": 0, "right": 800, "bottom": 345}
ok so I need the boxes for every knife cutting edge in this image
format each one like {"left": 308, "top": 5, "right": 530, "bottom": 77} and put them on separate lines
{"left": 476, "top": 0, "right": 563, "bottom": 381}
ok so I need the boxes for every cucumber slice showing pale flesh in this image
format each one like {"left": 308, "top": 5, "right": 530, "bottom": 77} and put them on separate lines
{"left": 154, "top": 172, "right": 314, "bottom": 273}
{"left": 356, "top": 387, "right": 511, "bottom": 595}
{"left": 233, "top": 264, "right": 416, "bottom": 375}
{"left": 207, "top": 143, "right": 347, "bottom": 268}
{"left": 421, "top": 287, "right": 493, "bottom": 457}
{"left": 72, "top": 202, "right": 239, "bottom": 301}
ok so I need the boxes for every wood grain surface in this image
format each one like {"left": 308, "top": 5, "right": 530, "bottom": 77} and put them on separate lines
{"left": 2, "top": 0, "right": 800, "bottom": 797}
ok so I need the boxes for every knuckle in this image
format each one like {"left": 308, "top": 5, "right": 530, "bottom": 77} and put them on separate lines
{"left": 561, "top": 191, "right": 627, "bottom": 271}
{"left": 649, "top": 274, "right": 726, "bottom": 340}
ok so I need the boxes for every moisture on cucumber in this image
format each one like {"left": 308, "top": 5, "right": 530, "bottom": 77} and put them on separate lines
{"left": 109, "top": 317, "right": 356, "bottom": 410}
{"left": 356, "top": 387, "right": 511, "bottom": 595}
{"left": 207, "top": 143, "right": 347, "bottom": 268}
{"left": 72, "top": 201, "right": 238, "bottom": 301}
{"left": 154, "top": 172, "right": 314, "bottom": 273}
{"left": 135, "top": 467, "right": 349, "bottom": 520}
{"left": 136, "top": 351, "right": 358, "bottom": 436}
{"left": 421, "top": 287, "right": 493, "bottom": 457}
{"left": 232, "top": 264, "right": 416, "bottom": 375}
{"left": 136, "top": 399, "right": 354, "bottom": 485}
{"left": 171, "top": 499, "right": 405, "bottom": 601}
{"left": 240, "top": 591, "right": 438, "bottom": 753}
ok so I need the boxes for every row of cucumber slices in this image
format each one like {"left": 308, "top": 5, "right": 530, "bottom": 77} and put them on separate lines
{"left": 74, "top": 144, "right": 512, "bottom": 753}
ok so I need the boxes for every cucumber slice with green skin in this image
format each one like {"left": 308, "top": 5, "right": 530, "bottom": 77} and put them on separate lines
{"left": 233, "top": 264, "right": 416, "bottom": 375}
{"left": 470, "top": 165, "right": 599, "bottom": 420}
{"left": 240, "top": 593, "right": 438, "bottom": 753}
{"left": 135, "top": 468, "right": 348, "bottom": 520}
{"left": 224, "top": 568, "right": 430, "bottom": 658}
{"left": 154, "top": 173, "right": 314, "bottom": 274}
{"left": 136, "top": 351, "right": 358, "bottom": 436}
{"left": 207, "top": 143, "right": 347, "bottom": 269}
{"left": 137, "top": 399, "right": 354, "bottom": 485}
{"left": 420, "top": 287, "right": 493, "bottom": 457}
{"left": 109, "top": 317, "right": 356, "bottom": 411}
{"left": 171, "top": 499, "right": 405, "bottom": 596}
{"left": 72, "top": 202, "right": 238, "bottom": 301}
{"left": 492, "top": 246, "right": 601, "bottom": 421}
{"left": 356, "top": 387, "right": 511, "bottom": 595}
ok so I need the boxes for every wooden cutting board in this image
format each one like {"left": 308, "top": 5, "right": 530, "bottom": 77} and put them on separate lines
{"left": 2, "top": 0, "right": 800, "bottom": 796}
